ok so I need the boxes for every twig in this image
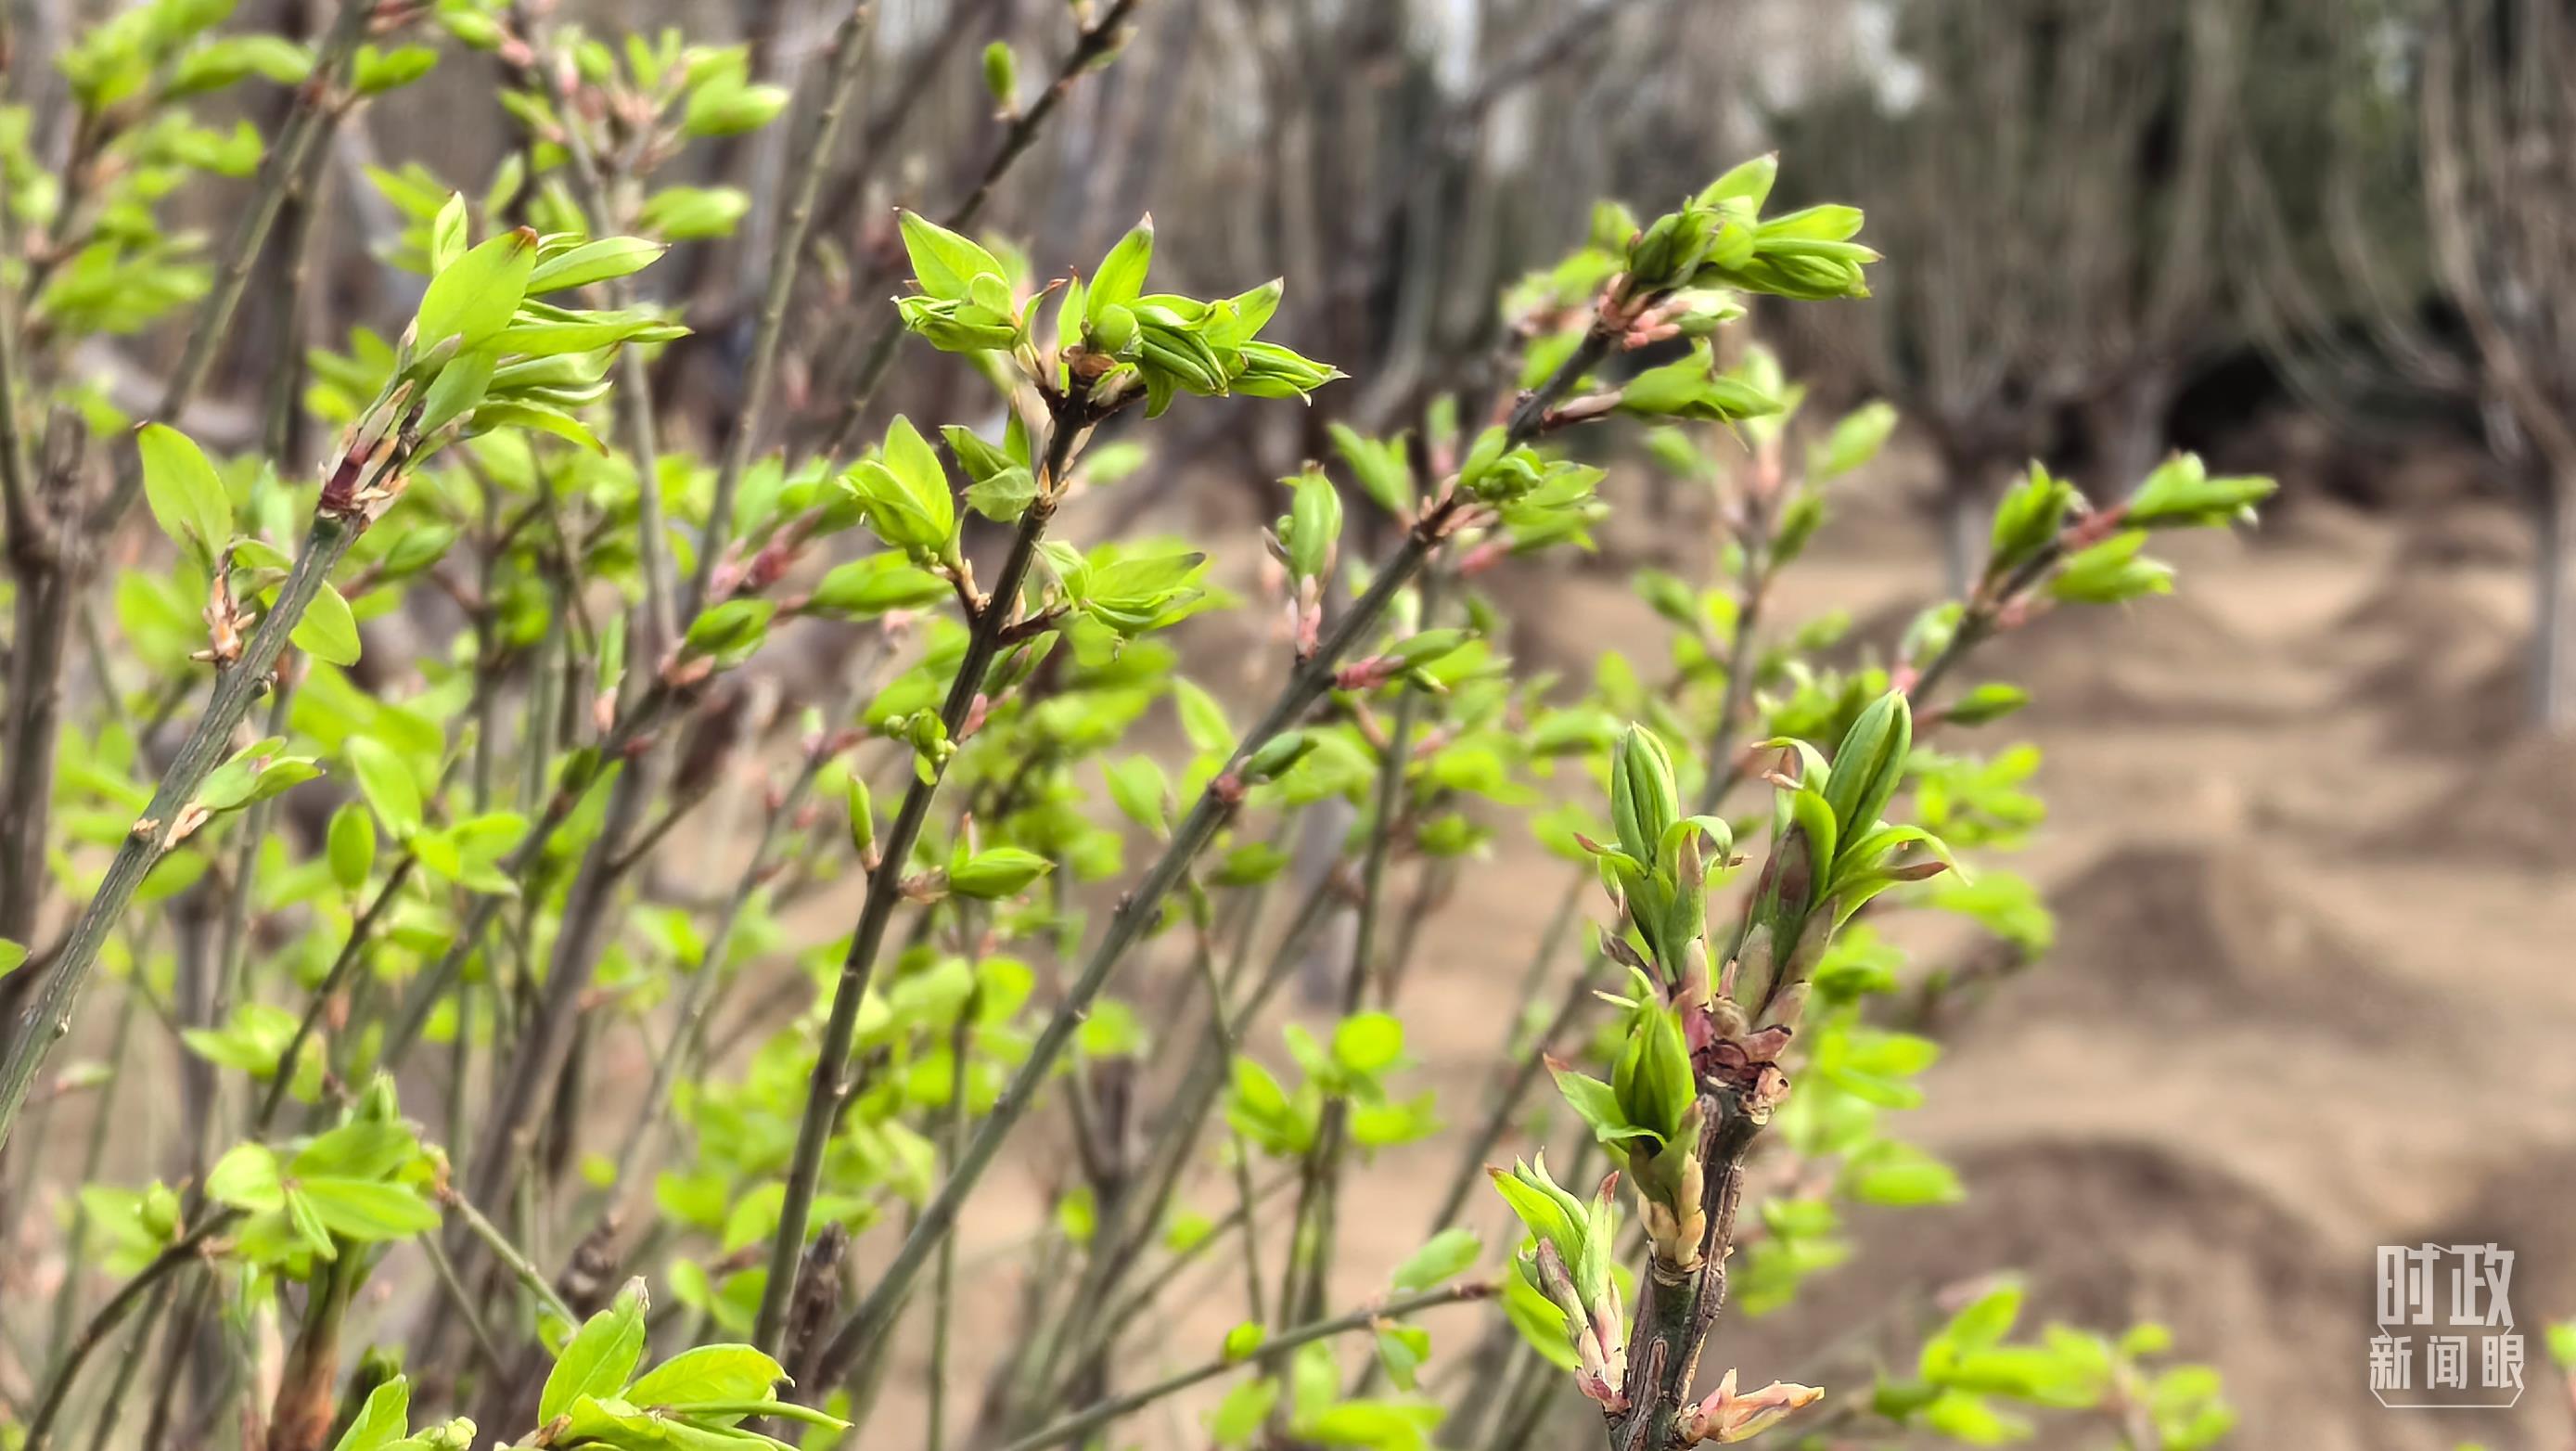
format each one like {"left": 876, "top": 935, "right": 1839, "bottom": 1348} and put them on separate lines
{"left": 253, "top": 854, "right": 419, "bottom": 1130}
{"left": 993, "top": 1283, "right": 1495, "bottom": 1451}
{"left": 420, "top": 1230, "right": 511, "bottom": 1378}
{"left": 751, "top": 403, "right": 1092, "bottom": 1354}
{"left": 0, "top": 513, "right": 363, "bottom": 1152}
{"left": 688, "top": 0, "right": 878, "bottom": 616}
{"left": 506, "top": 3, "right": 677, "bottom": 658}
{"left": 1283, "top": 570, "right": 1443, "bottom": 1325}
{"left": 925, "top": 994, "right": 973, "bottom": 1451}
{"left": 433, "top": 1186, "right": 578, "bottom": 1326}
{"left": 814, "top": 0, "right": 1148, "bottom": 461}
{"left": 21, "top": 1211, "right": 237, "bottom": 1451}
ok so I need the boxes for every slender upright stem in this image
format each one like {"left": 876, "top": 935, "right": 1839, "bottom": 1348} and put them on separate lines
{"left": 752, "top": 410, "right": 1085, "bottom": 1353}
{"left": 422, "top": 1229, "right": 511, "bottom": 1378}
{"left": 254, "top": 855, "right": 420, "bottom": 1130}
{"left": 21, "top": 1212, "right": 237, "bottom": 1451}
{"left": 508, "top": 4, "right": 677, "bottom": 656}
{"left": 815, "top": 0, "right": 1148, "bottom": 461}
{"left": 1284, "top": 570, "right": 1442, "bottom": 1324}
{"left": 924, "top": 999, "right": 972, "bottom": 1451}
{"left": 689, "top": 1, "right": 877, "bottom": 615}
{"left": 0, "top": 517, "right": 359, "bottom": 1152}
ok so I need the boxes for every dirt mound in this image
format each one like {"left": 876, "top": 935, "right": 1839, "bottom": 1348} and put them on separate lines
{"left": 2327, "top": 564, "right": 2503, "bottom": 652}
{"left": 2351, "top": 649, "right": 2529, "bottom": 757}
{"left": 1745, "top": 1139, "right": 2416, "bottom": 1450}
{"left": 2386, "top": 503, "right": 2531, "bottom": 571}
{"left": 1982, "top": 843, "right": 2433, "bottom": 1046}
{"left": 2389, "top": 732, "right": 2576, "bottom": 868}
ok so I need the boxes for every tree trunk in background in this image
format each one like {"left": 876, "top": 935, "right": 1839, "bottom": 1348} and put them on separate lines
{"left": 2091, "top": 366, "right": 2177, "bottom": 497}
{"left": 1936, "top": 444, "right": 1997, "bottom": 598}
{"left": 2533, "top": 471, "right": 2576, "bottom": 736}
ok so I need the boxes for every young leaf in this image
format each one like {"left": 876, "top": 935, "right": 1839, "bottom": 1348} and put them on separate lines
{"left": 331, "top": 1377, "right": 409, "bottom": 1451}
{"left": 136, "top": 424, "right": 232, "bottom": 565}
{"left": 1088, "top": 216, "right": 1155, "bottom": 320}
{"left": 1391, "top": 1227, "right": 1482, "bottom": 1291}
{"left": 898, "top": 211, "right": 1004, "bottom": 302}
{"left": 414, "top": 225, "right": 539, "bottom": 353}
{"left": 344, "top": 736, "right": 424, "bottom": 841}
{"left": 623, "top": 1344, "right": 787, "bottom": 1409}
{"left": 528, "top": 237, "right": 669, "bottom": 295}
{"left": 541, "top": 1278, "right": 650, "bottom": 1424}
{"left": 292, "top": 582, "right": 363, "bottom": 666}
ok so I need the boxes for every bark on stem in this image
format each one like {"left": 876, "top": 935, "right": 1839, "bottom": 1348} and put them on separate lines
{"left": 751, "top": 407, "right": 1088, "bottom": 1354}
{"left": 0, "top": 516, "right": 360, "bottom": 1152}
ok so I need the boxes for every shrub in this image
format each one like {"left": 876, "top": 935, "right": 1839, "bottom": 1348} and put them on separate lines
{"left": 0, "top": 6, "right": 2264, "bottom": 1451}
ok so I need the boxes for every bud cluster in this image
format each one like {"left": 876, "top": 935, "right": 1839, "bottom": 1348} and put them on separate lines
{"left": 1489, "top": 1156, "right": 1629, "bottom": 1410}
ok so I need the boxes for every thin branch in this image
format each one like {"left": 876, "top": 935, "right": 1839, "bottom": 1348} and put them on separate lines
{"left": 431, "top": 1186, "right": 578, "bottom": 1327}
{"left": 20, "top": 1211, "right": 237, "bottom": 1451}
{"left": 689, "top": 0, "right": 878, "bottom": 616}
{"left": 994, "top": 1283, "right": 1495, "bottom": 1451}
{"left": 753, "top": 403, "right": 1091, "bottom": 1354}
{"left": 814, "top": 0, "right": 1148, "bottom": 461}
{"left": 253, "top": 854, "right": 419, "bottom": 1130}
{"left": 0, "top": 511, "right": 364, "bottom": 1152}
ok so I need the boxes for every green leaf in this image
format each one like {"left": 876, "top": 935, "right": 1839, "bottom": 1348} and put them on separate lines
{"left": 949, "top": 847, "right": 1052, "bottom": 900}
{"left": 1844, "top": 1140, "right": 1966, "bottom": 1207}
{"left": 0, "top": 939, "right": 24, "bottom": 980}
{"left": 528, "top": 237, "right": 669, "bottom": 295}
{"left": 429, "top": 195, "right": 468, "bottom": 272}
{"left": 1223, "top": 1322, "right": 1266, "bottom": 1361}
{"left": 344, "top": 735, "right": 423, "bottom": 840}
{"left": 1173, "top": 680, "right": 1233, "bottom": 756}
{"left": 290, "top": 1120, "right": 416, "bottom": 1180}
{"left": 136, "top": 423, "right": 231, "bottom": 565}
{"left": 1391, "top": 1228, "right": 1481, "bottom": 1291}
{"left": 207, "top": 1143, "right": 285, "bottom": 1212}
{"left": 1331, "top": 1012, "right": 1404, "bottom": 1074}
{"left": 299, "top": 1178, "right": 441, "bottom": 1240}
{"left": 1210, "top": 1379, "right": 1278, "bottom": 1445}
{"left": 1087, "top": 216, "right": 1155, "bottom": 320}
{"left": 805, "top": 555, "right": 949, "bottom": 617}
{"left": 1812, "top": 401, "right": 1896, "bottom": 479}
{"left": 292, "top": 581, "right": 362, "bottom": 665}
{"left": 327, "top": 802, "right": 375, "bottom": 892}
{"left": 330, "top": 1376, "right": 409, "bottom": 1451}
{"left": 898, "top": 211, "right": 1004, "bottom": 302}
{"left": 414, "top": 225, "right": 538, "bottom": 353}
{"left": 623, "top": 1345, "right": 787, "bottom": 1409}
{"left": 541, "top": 1278, "right": 649, "bottom": 1424}
{"left": 2124, "top": 454, "right": 2275, "bottom": 529}
{"left": 845, "top": 416, "right": 957, "bottom": 558}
